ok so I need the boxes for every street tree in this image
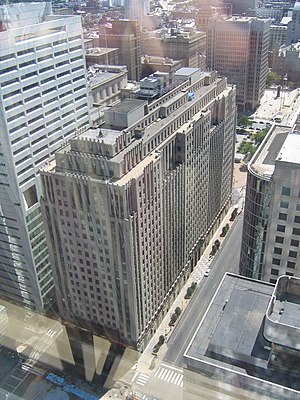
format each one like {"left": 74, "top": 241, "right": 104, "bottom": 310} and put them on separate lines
{"left": 170, "top": 313, "right": 178, "bottom": 325}
{"left": 175, "top": 306, "right": 181, "bottom": 316}
{"left": 185, "top": 287, "right": 193, "bottom": 299}
{"left": 158, "top": 335, "right": 165, "bottom": 345}
{"left": 221, "top": 226, "right": 227, "bottom": 237}
{"left": 266, "top": 71, "right": 282, "bottom": 86}
{"left": 238, "top": 115, "right": 252, "bottom": 127}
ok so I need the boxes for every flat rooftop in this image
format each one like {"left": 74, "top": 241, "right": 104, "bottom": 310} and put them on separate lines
{"left": 184, "top": 273, "right": 300, "bottom": 392}
{"left": 106, "top": 99, "right": 146, "bottom": 114}
{"left": 185, "top": 273, "right": 274, "bottom": 370}
{"left": 142, "top": 78, "right": 221, "bottom": 142}
{"left": 250, "top": 125, "right": 290, "bottom": 179}
{"left": 271, "top": 298, "right": 300, "bottom": 328}
{"left": 88, "top": 71, "right": 120, "bottom": 88}
{"left": 175, "top": 67, "right": 200, "bottom": 77}
{"left": 80, "top": 128, "right": 122, "bottom": 145}
{"left": 115, "top": 152, "right": 158, "bottom": 186}
{"left": 277, "top": 132, "right": 300, "bottom": 165}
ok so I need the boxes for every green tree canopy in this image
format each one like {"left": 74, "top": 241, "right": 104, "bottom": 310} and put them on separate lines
{"left": 238, "top": 115, "right": 252, "bottom": 127}
{"left": 253, "top": 128, "right": 269, "bottom": 146}
{"left": 158, "top": 335, "right": 165, "bottom": 345}
{"left": 175, "top": 306, "right": 182, "bottom": 316}
{"left": 239, "top": 141, "right": 255, "bottom": 156}
{"left": 266, "top": 71, "right": 282, "bottom": 86}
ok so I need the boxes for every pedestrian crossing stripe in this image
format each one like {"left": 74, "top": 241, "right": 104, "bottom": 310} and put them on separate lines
{"left": 132, "top": 372, "right": 150, "bottom": 386}
{"left": 154, "top": 366, "right": 183, "bottom": 386}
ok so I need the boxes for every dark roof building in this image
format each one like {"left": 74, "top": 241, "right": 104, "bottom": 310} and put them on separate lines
{"left": 183, "top": 273, "right": 300, "bottom": 399}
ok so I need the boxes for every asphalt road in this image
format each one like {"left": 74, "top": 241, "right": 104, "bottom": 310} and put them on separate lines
{"left": 163, "top": 214, "right": 243, "bottom": 366}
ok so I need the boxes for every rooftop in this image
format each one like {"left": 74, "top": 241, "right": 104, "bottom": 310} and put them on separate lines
{"left": 115, "top": 152, "right": 158, "bottom": 186}
{"left": 271, "top": 296, "right": 300, "bottom": 328}
{"left": 277, "top": 132, "right": 300, "bottom": 165}
{"left": 106, "top": 99, "right": 146, "bottom": 114}
{"left": 88, "top": 71, "right": 120, "bottom": 88}
{"left": 185, "top": 273, "right": 274, "bottom": 370}
{"left": 175, "top": 67, "right": 200, "bottom": 77}
{"left": 80, "top": 128, "right": 122, "bottom": 145}
{"left": 250, "top": 125, "right": 290, "bottom": 179}
{"left": 184, "top": 273, "right": 300, "bottom": 393}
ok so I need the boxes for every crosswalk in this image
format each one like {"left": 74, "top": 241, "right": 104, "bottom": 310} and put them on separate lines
{"left": 132, "top": 372, "right": 150, "bottom": 386}
{"left": 154, "top": 364, "right": 183, "bottom": 387}
{"left": 131, "top": 365, "right": 184, "bottom": 393}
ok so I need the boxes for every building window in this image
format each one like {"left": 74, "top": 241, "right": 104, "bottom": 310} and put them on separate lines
{"left": 277, "top": 225, "right": 285, "bottom": 233}
{"left": 278, "top": 213, "right": 287, "bottom": 221}
{"left": 274, "top": 247, "right": 282, "bottom": 255}
{"left": 288, "top": 250, "right": 297, "bottom": 258}
{"left": 280, "top": 201, "right": 289, "bottom": 209}
{"left": 294, "top": 216, "right": 300, "bottom": 224}
{"left": 272, "top": 258, "right": 280, "bottom": 266}
{"left": 286, "top": 272, "right": 294, "bottom": 277}
{"left": 292, "top": 227, "right": 300, "bottom": 235}
{"left": 270, "top": 278, "right": 277, "bottom": 284}
{"left": 287, "top": 261, "right": 295, "bottom": 269}
{"left": 271, "top": 268, "right": 279, "bottom": 276}
{"left": 296, "top": 204, "right": 300, "bottom": 211}
{"left": 275, "top": 236, "right": 284, "bottom": 244}
{"left": 291, "top": 239, "right": 299, "bottom": 247}
{"left": 282, "top": 186, "right": 291, "bottom": 196}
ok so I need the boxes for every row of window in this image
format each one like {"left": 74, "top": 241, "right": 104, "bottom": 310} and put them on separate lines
{"left": 277, "top": 224, "right": 300, "bottom": 235}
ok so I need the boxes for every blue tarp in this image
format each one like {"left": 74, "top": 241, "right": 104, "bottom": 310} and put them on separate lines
{"left": 46, "top": 374, "right": 99, "bottom": 400}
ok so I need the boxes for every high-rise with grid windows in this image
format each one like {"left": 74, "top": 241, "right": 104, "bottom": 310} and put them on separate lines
{"left": 41, "top": 69, "right": 236, "bottom": 350}
{"left": 206, "top": 16, "right": 270, "bottom": 112}
{"left": 240, "top": 126, "right": 300, "bottom": 283}
{"left": 0, "top": 2, "right": 90, "bottom": 311}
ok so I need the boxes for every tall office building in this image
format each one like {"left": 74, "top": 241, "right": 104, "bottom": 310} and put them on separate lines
{"left": 98, "top": 20, "right": 141, "bottom": 81}
{"left": 125, "top": 0, "right": 150, "bottom": 21}
{"left": 141, "top": 28, "right": 207, "bottom": 70}
{"left": 41, "top": 69, "right": 236, "bottom": 350}
{"left": 230, "top": 0, "right": 258, "bottom": 15}
{"left": 240, "top": 125, "right": 300, "bottom": 283}
{"left": 287, "top": 2, "right": 300, "bottom": 44}
{"left": 0, "top": 2, "right": 90, "bottom": 311}
{"left": 207, "top": 17, "right": 270, "bottom": 112}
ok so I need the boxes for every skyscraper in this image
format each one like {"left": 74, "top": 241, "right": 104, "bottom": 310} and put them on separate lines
{"left": 124, "top": 0, "right": 150, "bottom": 22}
{"left": 286, "top": 2, "right": 300, "bottom": 44}
{"left": 41, "top": 69, "right": 236, "bottom": 350}
{"left": 229, "top": 0, "right": 258, "bottom": 15}
{"left": 207, "top": 17, "right": 270, "bottom": 111}
{"left": 0, "top": 2, "right": 90, "bottom": 311}
{"left": 98, "top": 20, "right": 141, "bottom": 81}
{"left": 240, "top": 125, "right": 300, "bottom": 282}
{"left": 141, "top": 27, "right": 207, "bottom": 70}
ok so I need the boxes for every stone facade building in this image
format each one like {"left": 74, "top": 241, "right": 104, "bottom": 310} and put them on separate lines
{"left": 41, "top": 69, "right": 236, "bottom": 349}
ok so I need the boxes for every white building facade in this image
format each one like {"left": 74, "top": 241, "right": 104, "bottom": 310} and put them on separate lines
{"left": 0, "top": 2, "right": 90, "bottom": 311}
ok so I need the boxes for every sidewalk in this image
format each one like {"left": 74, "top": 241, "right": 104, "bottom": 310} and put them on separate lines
{"left": 136, "top": 189, "right": 245, "bottom": 373}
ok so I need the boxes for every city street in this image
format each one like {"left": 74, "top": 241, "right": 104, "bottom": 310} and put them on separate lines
{"left": 164, "top": 215, "right": 243, "bottom": 366}
{"left": 114, "top": 215, "right": 244, "bottom": 400}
